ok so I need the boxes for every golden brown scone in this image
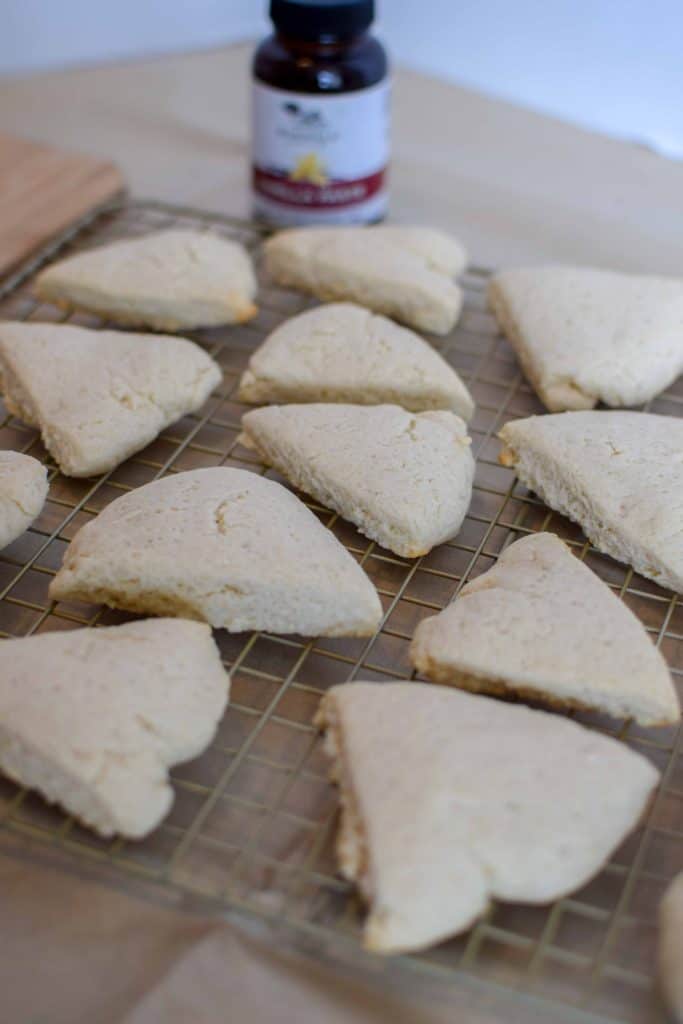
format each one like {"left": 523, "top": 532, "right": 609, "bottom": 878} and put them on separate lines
{"left": 0, "top": 450, "right": 48, "bottom": 548}
{"left": 411, "top": 532, "right": 679, "bottom": 725}
{"left": 0, "top": 619, "right": 229, "bottom": 838}
{"left": 317, "top": 681, "right": 659, "bottom": 954}
{"left": 34, "top": 229, "right": 257, "bottom": 329}
{"left": 499, "top": 411, "right": 683, "bottom": 594}
{"left": 238, "top": 302, "right": 474, "bottom": 418}
{"left": 49, "top": 467, "right": 382, "bottom": 636}
{"left": 264, "top": 226, "right": 466, "bottom": 334}
{"left": 489, "top": 265, "right": 683, "bottom": 411}
{"left": 0, "top": 321, "right": 221, "bottom": 477}
{"left": 240, "top": 404, "right": 475, "bottom": 557}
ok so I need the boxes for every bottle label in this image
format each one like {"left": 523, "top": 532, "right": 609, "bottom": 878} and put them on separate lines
{"left": 251, "top": 79, "right": 390, "bottom": 225}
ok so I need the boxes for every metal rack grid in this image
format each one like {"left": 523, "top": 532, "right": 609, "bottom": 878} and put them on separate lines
{"left": 0, "top": 199, "right": 680, "bottom": 1023}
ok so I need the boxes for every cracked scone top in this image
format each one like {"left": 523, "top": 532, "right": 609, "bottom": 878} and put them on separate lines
{"left": 0, "top": 450, "right": 48, "bottom": 549}
{"left": 0, "top": 618, "right": 230, "bottom": 837}
{"left": 34, "top": 229, "right": 258, "bottom": 330}
{"left": 316, "top": 682, "right": 659, "bottom": 954}
{"left": 240, "top": 403, "right": 475, "bottom": 557}
{"left": 49, "top": 467, "right": 382, "bottom": 636}
{"left": 264, "top": 226, "right": 467, "bottom": 334}
{"left": 238, "top": 302, "right": 474, "bottom": 418}
{"left": 411, "top": 533, "right": 679, "bottom": 725}
{"left": 0, "top": 321, "right": 222, "bottom": 477}
{"left": 488, "top": 266, "right": 683, "bottom": 411}
{"left": 499, "top": 411, "right": 683, "bottom": 593}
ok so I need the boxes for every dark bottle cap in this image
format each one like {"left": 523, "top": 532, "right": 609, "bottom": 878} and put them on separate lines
{"left": 270, "top": 0, "right": 375, "bottom": 41}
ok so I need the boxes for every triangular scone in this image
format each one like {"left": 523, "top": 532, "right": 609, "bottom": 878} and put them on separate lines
{"left": 316, "top": 682, "right": 658, "bottom": 954}
{"left": 0, "top": 322, "right": 221, "bottom": 477}
{"left": 659, "top": 874, "right": 683, "bottom": 1023}
{"left": 264, "top": 226, "right": 466, "bottom": 335}
{"left": 488, "top": 266, "right": 683, "bottom": 411}
{"left": 238, "top": 302, "right": 475, "bottom": 419}
{"left": 411, "top": 533, "right": 679, "bottom": 725}
{"left": 34, "top": 229, "right": 258, "bottom": 329}
{"left": 49, "top": 467, "right": 381, "bottom": 636}
{"left": 240, "top": 404, "right": 475, "bottom": 557}
{"left": 0, "top": 451, "right": 48, "bottom": 549}
{"left": 499, "top": 411, "right": 683, "bottom": 593}
{"left": 0, "top": 619, "right": 229, "bottom": 837}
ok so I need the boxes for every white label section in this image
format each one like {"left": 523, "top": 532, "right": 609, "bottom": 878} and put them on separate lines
{"left": 251, "top": 79, "right": 390, "bottom": 223}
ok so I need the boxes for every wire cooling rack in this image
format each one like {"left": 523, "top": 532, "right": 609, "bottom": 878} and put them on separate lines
{"left": 0, "top": 199, "right": 680, "bottom": 1024}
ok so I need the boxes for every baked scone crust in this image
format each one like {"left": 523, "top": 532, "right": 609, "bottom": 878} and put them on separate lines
{"left": 316, "top": 682, "right": 658, "bottom": 953}
{"left": 489, "top": 266, "right": 683, "bottom": 411}
{"left": 34, "top": 229, "right": 257, "bottom": 330}
{"left": 238, "top": 302, "right": 474, "bottom": 419}
{"left": 49, "top": 467, "right": 382, "bottom": 636}
{"left": 0, "top": 619, "right": 229, "bottom": 837}
{"left": 499, "top": 411, "right": 683, "bottom": 593}
{"left": 264, "top": 226, "right": 466, "bottom": 335}
{"left": 411, "top": 532, "right": 679, "bottom": 725}
{"left": 240, "top": 403, "right": 475, "bottom": 557}
{"left": 0, "top": 321, "right": 221, "bottom": 477}
{"left": 0, "top": 450, "right": 48, "bottom": 548}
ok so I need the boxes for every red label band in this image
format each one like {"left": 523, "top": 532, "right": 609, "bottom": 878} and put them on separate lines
{"left": 252, "top": 167, "right": 386, "bottom": 210}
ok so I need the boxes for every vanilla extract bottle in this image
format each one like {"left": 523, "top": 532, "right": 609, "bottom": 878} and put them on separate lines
{"left": 251, "top": 0, "right": 390, "bottom": 225}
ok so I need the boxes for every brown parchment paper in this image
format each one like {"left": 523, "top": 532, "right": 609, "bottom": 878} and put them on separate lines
{"left": 1, "top": 842, "right": 583, "bottom": 1024}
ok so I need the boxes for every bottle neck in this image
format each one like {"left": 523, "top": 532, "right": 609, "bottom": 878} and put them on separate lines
{"left": 273, "top": 30, "right": 368, "bottom": 56}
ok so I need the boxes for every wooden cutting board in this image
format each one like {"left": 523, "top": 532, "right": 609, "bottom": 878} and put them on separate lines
{"left": 0, "top": 133, "right": 125, "bottom": 278}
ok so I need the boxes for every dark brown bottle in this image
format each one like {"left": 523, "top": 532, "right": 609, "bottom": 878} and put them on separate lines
{"left": 251, "top": 0, "right": 390, "bottom": 225}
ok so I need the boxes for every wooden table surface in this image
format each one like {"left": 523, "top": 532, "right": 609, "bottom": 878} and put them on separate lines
{"left": 1, "top": 42, "right": 682, "bottom": 273}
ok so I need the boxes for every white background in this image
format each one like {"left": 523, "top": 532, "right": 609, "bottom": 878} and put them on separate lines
{"left": 3, "top": 1, "right": 683, "bottom": 158}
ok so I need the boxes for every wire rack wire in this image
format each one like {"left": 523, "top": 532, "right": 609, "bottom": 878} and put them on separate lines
{"left": 0, "top": 199, "right": 680, "bottom": 1023}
